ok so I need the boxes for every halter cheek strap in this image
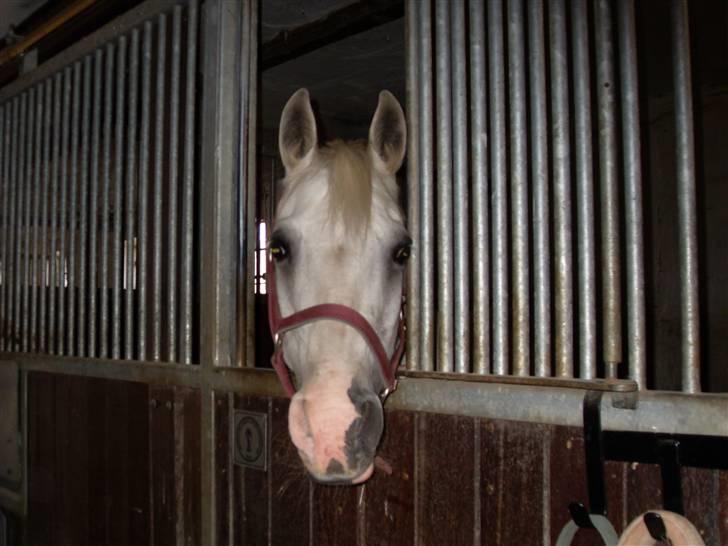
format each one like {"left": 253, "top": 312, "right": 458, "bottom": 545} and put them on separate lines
{"left": 267, "top": 258, "right": 405, "bottom": 399}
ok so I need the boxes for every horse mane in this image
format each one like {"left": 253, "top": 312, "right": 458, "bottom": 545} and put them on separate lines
{"left": 320, "top": 139, "right": 373, "bottom": 235}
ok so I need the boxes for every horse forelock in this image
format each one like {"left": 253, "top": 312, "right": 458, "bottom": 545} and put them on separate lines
{"left": 323, "top": 140, "right": 373, "bottom": 235}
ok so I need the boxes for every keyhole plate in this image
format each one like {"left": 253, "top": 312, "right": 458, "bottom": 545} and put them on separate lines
{"left": 232, "top": 410, "right": 268, "bottom": 471}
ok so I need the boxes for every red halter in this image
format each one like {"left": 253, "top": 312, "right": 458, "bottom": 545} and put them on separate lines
{"left": 267, "top": 257, "right": 405, "bottom": 399}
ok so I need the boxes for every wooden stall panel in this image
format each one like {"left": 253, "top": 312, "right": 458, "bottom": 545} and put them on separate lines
{"left": 150, "top": 386, "right": 176, "bottom": 546}
{"left": 416, "top": 412, "right": 475, "bottom": 545}
{"left": 481, "top": 420, "right": 548, "bottom": 545}
{"left": 214, "top": 392, "right": 231, "bottom": 545}
{"left": 270, "top": 397, "right": 310, "bottom": 545}
{"left": 364, "top": 410, "right": 415, "bottom": 546}
{"left": 682, "top": 467, "right": 718, "bottom": 545}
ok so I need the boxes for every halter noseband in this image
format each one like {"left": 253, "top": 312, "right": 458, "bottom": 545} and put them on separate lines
{"left": 267, "top": 257, "right": 405, "bottom": 400}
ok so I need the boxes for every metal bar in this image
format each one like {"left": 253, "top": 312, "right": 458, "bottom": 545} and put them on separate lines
{"left": 100, "top": 43, "right": 114, "bottom": 358}
{"left": 152, "top": 14, "right": 167, "bottom": 362}
{"left": 595, "top": 0, "right": 622, "bottom": 377}
{"left": 469, "top": 0, "right": 488, "bottom": 375}
{"left": 13, "top": 94, "right": 27, "bottom": 353}
{"left": 549, "top": 0, "right": 573, "bottom": 377}
{"left": 405, "top": 0, "right": 420, "bottom": 371}
{"left": 49, "top": 74, "right": 63, "bottom": 356}
{"left": 167, "top": 6, "right": 181, "bottom": 363}
{"left": 6, "top": 98, "right": 19, "bottom": 351}
{"left": 57, "top": 67, "right": 72, "bottom": 355}
{"left": 671, "top": 0, "right": 700, "bottom": 393}
{"left": 67, "top": 63, "right": 82, "bottom": 356}
{"left": 571, "top": 0, "right": 596, "bottom": 379}
{"left": 508, "top": 0, "right": 529, "bottom": 376}
{"left": 77, "top": 56, "right": 92, "bottom": 357}
{"left": 451, "top": 0, "right": 469, "bottom": 374}
{"left": 417, "top": 0, "right": 435, "bottom": 372}
{"left": 617, "top": 0, "right": 646, "bottom": 388}
{"left": 125, "top": 29, "right": 140, "bottom": 360}
{"left": 488, "top": 0, "right": 508, "bottom": 375}
{"left": 0, "top": 106, "right": 8, "bottom": 351}
{"left": 112, "top": 37, "right": 127, "bottom": 360}
{"left": 138, "top": 20, "right": 153, "bottom": 361}
{"left": 30, "top": 86, "right": 44, "bottom": 353}
{"left": 39, "top": 80, "right": 52, "bottom": 353}
{"left": 237, "top": 0, "right": 250, "bottom": 369}
{"left": 181, "top": 0, "right": 198, "bottom": 364}
{"left": 245, "top": 0, "right": 259, "bottom": 368}
{"left": 88, "top": 49, "right": 103, "bottom": 358}
{"left": 22, "top": 88, "right": 36, "bottom": 353}
{"left": 528, "top": 0, "right": 550, "bottom": 377}
{"left": 434, "top": 0, "right": 453, "bottom": 373}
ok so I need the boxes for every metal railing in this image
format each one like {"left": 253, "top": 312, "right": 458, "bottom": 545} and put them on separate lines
{"left": 406, "top": 0, "right": 704, "bottom": 392}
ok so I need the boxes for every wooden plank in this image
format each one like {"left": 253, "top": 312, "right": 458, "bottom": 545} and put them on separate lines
{"left": 719, "top": 469, "right": 728, "bottom": 543}
{"left": 364, "top": 410, "right": 415, "bottom": 546}
{"left": 87, "top": 377, "right": 109, "bottom": 546}
{"left": 481, "top": 420, "right": 548, "bottom": 545}
{"left": 27, "top": 372, "right": 56, "bottom": 545}
{"left": 548, "top": 426, "right": 621, "bottom": 546}
{"left": 150, "top": 386, "right": 176, "bottom": 546}
{"left": 270, "top": 397, "right": 310, "bottom": 545}
{"left": 214, "top": 391, "right": 231, "bottom": 544}
{"left": 54, "top": 374, "right": 90, "bottom": 546}
{"left": 235, "top": 395, "right": 270, "bottom": 545}
{"left": 625, "top": 462, "right": 662, "bottom": 519}
{"left": 127, "top": 380, "right": 151, "bottom": 545}
{"left": 416, "top": 412, "right": 475, "bottom": 545}
{"left": 180, "top": 387, "right": 201, "bottom": 546}
{"left": 311, "top": 480, "right": 361, "bottom": 545}
{"left": 682, "top": 467, "right": 718, "bottom": 545}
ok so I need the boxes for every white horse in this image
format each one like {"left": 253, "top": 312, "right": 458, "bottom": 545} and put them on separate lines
{"left": 268, "top": 88, "right": 409, "bottom": 484}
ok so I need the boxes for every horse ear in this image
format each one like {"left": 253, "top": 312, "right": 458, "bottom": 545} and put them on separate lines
{"left": 368, "top": 90, "right": 406, "bottom": 175}
{"left": 279, "top": 88, "right": 318, "bottom": 174}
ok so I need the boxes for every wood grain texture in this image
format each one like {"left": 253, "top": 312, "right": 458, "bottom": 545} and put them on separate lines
{"left": 719, "top": 469, "right": 728, "bottom": 543}
{"left": 312, "top": 479, "right": 361, "bottom": 546}
{"left": 682, "top": 467, "right": 718, "bottom": 545}
{"left": 270, "top": 397, "right": 311, "bottom": 545}
{"left": 180, "top": 387, "right": 201, "bottom": 546}
{"left": 364, "top": 410, "right": 415, "bottom": 546}
{"left": 481, "top": 420, "right": 548, "bottom": 545}
{"left": 214, "top": 391, "right": 231, "bottom": 545}
{"left": 416, "top": 412, "right": 475, "bottom": 545}
{"left": 150, "top": 386, "right": 176, "bottom": 546}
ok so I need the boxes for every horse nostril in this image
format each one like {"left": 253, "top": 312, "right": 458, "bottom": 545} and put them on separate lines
{"left": 344, "top": 395, "right": 383, "bottom": 470}
{"left": 359, "top": 398, "right": 383, "bottom": 453}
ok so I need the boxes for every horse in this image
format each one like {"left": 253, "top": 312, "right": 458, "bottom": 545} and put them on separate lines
{"left": 267, "top": 88, "right": 409, "bottom": 484}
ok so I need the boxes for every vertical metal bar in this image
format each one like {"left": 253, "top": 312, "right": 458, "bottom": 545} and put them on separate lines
{"left": 469, "top": 0, "right": 488, "bottom": 375}
{"left": 549, "top": 0, "right": 573, "bottom": 377}
{"left": 417, "top": 0, "right": 435, "bottom": 371}
{"left": 39, "top": 80, "right": 52, "bottom": 353}
{"left": 112, "top": 37, "right": 127, "bottom": 360}
{"left": 405, "top": 0, "right": 421, "bottom": 371}
{"left": 508, "top": 0, "right": 530, "bottom": 376}
{"left": 451, "top": 0, "right": 469, "bottom": 374}
{"left": 528, "top": 0, "right": 550, "bottom": 377}
{"left": 48, "top": 75, "right": 62, "bottom": 355}
{"left": 6, "top": 98, "right": 18, "bottom": 351}
{"left": 167, "top": 6, "right": 181, "bottom": 363}
{"left": 138, "top": 21, "right": 153, "bottom": 361}
{"left": 181, "top": 0, "right": 198, "bottom": 364}
{"left": 0, "top": 105, "right": 7, "bottom": 351}
{"left": 67, "top": 63, "right": 81, "bottom": 357}
{"left": 671, "top": 0, "right": 700, "bottom": 393}
{"left": 13, "top": 94, "right": 27, "bottom": 352}
{"left": 245, "top": 0, "right": 259, "bottom": 367}
{"left": 22, "top": 88, "right": 36, "bottom": 352}
{"left": 617, "top": 0, "right": 646, "bottom": 388}
{"left": 57, "top": 67, "right": 72, "bottom": 355}
{"left": 434, "top": 0, "right": 454, "bottom": 373}
{"left": 236, "top": 0, "right": 251, "bottom": 370}
{"left": 30, "top": 87, "right": 44, "bottom": 353}
{"left": 89, "top": 49, "right": 103, "bottom": 358}
{"left": 488, "top": 0, "right": 508, "bottom": 375}
{"left": 595, "top": 0, "right": 622, "bottom": 378}
{"left": 100, "top": 43, "right": 114, "bottom": 358}
{"left": 126, "top": 29, "right": 140, "bottom": 360}
{"left": 571, "top": 0, "right": 596, "bottom": 379}
{"left": 78, "top": 56, "right": 92, "bottom": 357}
{"left": 153, "top": 14, "right": 167, "bottom": 362}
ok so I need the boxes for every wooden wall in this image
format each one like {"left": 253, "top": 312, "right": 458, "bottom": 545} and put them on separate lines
{"left": 25, "top": 372, "right": 728, "bottom": 545}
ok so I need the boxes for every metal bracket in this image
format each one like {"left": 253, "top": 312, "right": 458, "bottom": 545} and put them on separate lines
{"left": 232, "top": 410, "right": 268, "bottom": 471}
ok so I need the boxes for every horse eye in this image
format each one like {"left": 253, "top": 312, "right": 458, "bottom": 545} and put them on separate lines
{"left": 392, "top": 242, "right": 411, "bottom": 265}
{"left": 269, "top": 239, "right": 289, "bottom": 261}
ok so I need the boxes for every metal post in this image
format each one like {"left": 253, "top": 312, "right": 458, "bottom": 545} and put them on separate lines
{"left": 30, "top": 85, "right": 44, "bottom": 353}
{"left": 671, "top": 0, "right": 700, "bottom": 393}
{"left": 89, "top": 50, "right": 103, "bottom": 358}
{"left": 0, "top": 105, "right": 8, "bottom": 351}
{"left": 78, "top": 56, "right": 92, "bottom": 357}
{"left": 67, "top": 62, "right": 82, "bottom": 356}
{"left": 112, "top": 37, "right": 127, "bottom": 360}
{"left": 39, "top": 80, "right": 52, "bottom": 353}
{"left": 22, "top": 88, "right": 36, "bottom": 353}
{"left": 100, "top": 45, "right": 114, "bottom": 358}
{"left": 13, "top": 93, "right": 27, "bottom": 353}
